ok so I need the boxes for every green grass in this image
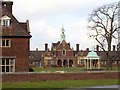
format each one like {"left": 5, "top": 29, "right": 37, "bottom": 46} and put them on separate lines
{"left": 101, "top": 66, "right": 120, "bottom": 71}
{"left": 33, "top": 66, "right": 120, "bottom": 72}
{"left": 33, "top": 67, "right": 84, "bottom": 73}
{"left": 2, "top": 79, "right": 118, "bottom": 88}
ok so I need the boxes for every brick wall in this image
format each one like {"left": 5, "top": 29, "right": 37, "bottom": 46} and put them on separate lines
{"left": 2, "top": 72, "right": 119, "bottom": 82}
{"left": 2, "top": 38, "right": 30, "bottom": 72}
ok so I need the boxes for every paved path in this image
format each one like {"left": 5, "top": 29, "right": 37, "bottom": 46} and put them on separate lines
{"left": 90, "top": 85, "right": 119, "bottom": 88}
{"left": 64, "top": 85, "right": 120, "bottom": 90}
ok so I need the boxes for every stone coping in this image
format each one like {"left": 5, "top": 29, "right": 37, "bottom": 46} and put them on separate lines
{"left": 1, "top": 71, "right": 119, "bottom": 74}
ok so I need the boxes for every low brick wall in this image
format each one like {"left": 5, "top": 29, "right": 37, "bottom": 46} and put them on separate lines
{"left": 2, "top": 72, "right": 119, "bottom": 82}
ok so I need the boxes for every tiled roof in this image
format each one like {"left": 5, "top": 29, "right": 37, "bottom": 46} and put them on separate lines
{"left": 97, "top": 51, "right": 118, "bottom": 60}
{"left": 30, "top": 50, "right": 119, "bottom": 61}
{"left": 44, "top": 49, "right": 54, "bottom": 57}
{"left": 75, "top": 50, "right": 118, "bottom": 60}
{"left": 51, "top": 41, "right": 71, "bottom": 50}
{"left": 30, "top": 51, "right": 45, "bottom": 61}
{"left": 52, "top": 41, "right": 60, "bottom": 48}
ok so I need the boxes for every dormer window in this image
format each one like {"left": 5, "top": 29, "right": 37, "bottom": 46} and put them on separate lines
{"left": 1, "top": 15, "right": 11, "bottom": 26}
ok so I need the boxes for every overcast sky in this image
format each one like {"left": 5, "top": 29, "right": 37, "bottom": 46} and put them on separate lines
{"left": 11, "top": 0, "right": 119, "bottom": 50}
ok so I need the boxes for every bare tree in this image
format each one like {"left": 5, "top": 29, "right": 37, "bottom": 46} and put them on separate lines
{"left": 88, "top": 3, "right": 119, "bottom": 70}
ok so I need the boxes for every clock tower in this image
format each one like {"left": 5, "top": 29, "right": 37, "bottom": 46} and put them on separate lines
{"left": 60, "top": 26, "right": 65, "bottom": 42}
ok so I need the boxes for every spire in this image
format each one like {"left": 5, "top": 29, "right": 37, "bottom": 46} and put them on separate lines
{"left": 60, "top": 26, "right": 65, "bottom": 42}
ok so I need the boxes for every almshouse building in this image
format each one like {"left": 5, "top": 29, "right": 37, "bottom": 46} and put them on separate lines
{"left": 0, "top": 1, "right": 31, "bottom": 72}
{"left": 0, "top": 1, "right": 119, "bottom": 72}
{"left": 30, "top": 27, "right": 120, "bottom": 68}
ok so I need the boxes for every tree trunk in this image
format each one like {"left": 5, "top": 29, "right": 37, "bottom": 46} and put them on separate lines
{"left": 106, "top": 38, "right": 112, "bottom": 71}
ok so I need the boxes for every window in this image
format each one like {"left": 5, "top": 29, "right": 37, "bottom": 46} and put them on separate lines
{"left": 1, "top": 15, "right": 11, "bottom": 26}
{"left": 0, "top": 58, "right": 15, "bottom": 72}
{"left": 47, "top": 60, "right": 51, "bottom": 65}
{"left": 62, "top": 49, "right": 66, "bottom": 55}
{"left": 2, "top": 20, "right": 10, "bottom": 26}
{"left": 79, "top": 59, "right": 84, "bottom": 65}
{"left": 0, "top": 39, "right": 11, "bottom": 47}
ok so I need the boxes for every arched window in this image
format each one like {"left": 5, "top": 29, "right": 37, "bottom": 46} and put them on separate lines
{"left": 62, "top": 49, "right": 66, "bottom": 55}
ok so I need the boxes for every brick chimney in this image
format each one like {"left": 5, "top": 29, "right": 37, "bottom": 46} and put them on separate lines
{"left": 45, "top": 43, "right": 48, "bottom": 51}
{"left": 36, "top": 48, "right": 38, "bottom": 51}
{"left": 86, "top": 48, "right": 89, "bottom": 51}
{"left": 96, "top": 45, "right": 99, "bottom": 51}
{"left": 2, "top": 1, "right": 13, "bottom": 13}
{"left": 113, "top": 45, "right": 116, "bottom": 51}
{"left": 76, "top": 44, "right": 79, "bottom": 52}
{"left": 68, "top": 43, "right": 70, "bottom": 46}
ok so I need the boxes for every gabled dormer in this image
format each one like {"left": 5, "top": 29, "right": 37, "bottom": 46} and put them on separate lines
{"left": 57, "top": 40, "right": 72, "bottom": 50}
{"left": 44, "top": 49, "right": 53, "bottom": 57}
{"left": 1, "top": 15, "right": 11, "bottom": 26}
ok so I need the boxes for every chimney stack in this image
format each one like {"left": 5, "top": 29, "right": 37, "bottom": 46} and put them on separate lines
{"left": 96, "top": 45, "right": 99, "bottom": 51}
{"left": 2, "top": 1, "right": 13, "bottom": 13}
{"left": 86, "top": 48, "right": 89, "bottom": 51}
{"left": 76, "top": 44, "right": 79, "bottom": 52}
{"left": 36, "top": 48, "right": 38, "bottom": 51}
{"left": 68, "top": 43, "right": 70, "bottom": 46}
{"left": 45, "top": 43, "right": 48, "bottom": 51}
{"left": 113, "top": 45, "right": 116, "bottom": 51}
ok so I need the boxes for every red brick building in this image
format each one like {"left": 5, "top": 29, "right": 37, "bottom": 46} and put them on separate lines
{"left": 0, "top": 1, "right": 31, "bottom": 72}
{"left": 30, "top": 27, "right": 120, "bottom": 68}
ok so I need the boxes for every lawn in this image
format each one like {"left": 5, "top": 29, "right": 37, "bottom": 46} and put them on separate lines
{"left": 2, "top": 79, "right": 118, "bottom": 89}
{"left": 33, "top": 66, "right": 119, "bottom": 73}
{"left": 33, "top": 67, "right": 84, "bottom": 73}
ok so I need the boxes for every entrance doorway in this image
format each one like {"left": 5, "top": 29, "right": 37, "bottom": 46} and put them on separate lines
{"left": 63, "top": 60, "right": 68, "bottom": 67}
{"left": 69, "top": 60, "right": 73, "bottom": 67}
{"left": 57, "top": 60, "right": 62, "bottom": 67}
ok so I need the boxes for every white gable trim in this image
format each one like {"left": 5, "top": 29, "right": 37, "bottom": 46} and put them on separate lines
{"left": 1, "top": 15, "right": 11, "bottom": 20}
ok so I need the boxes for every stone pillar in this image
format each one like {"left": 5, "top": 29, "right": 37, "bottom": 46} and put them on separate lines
{"left": 84, "top": 59, "right": 86, "bottom": 69}
{"left": 56, "top": 61, "right": 58, "bottom": 66}
{"left": 87, "top": 59, "right": 89, "bottom": 69}
{"left": 98, "top": 59, "right": 100, "bottom": 69}
{"left": 68, "top": 60, "right": 69, "bottom": 67}
{"left": 90, "top": 59, "right": 92, "bottom": 69}
{"left": 62, "top": 60, "right": 63, "bottom": 67}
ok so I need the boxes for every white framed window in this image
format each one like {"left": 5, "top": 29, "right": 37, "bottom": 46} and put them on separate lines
{"left": 79, "top": 59, "right": 84, "bottom": 65}
{"left": 1, "top": 15, "right": 11, "bottom": 26}
{"left": 2, "top": 19, "right": 10, "bottom": 26}
{"left": 0, "top": 58, "right": 15, "bottom": 72}
{"left": 0, "top": 39, "right": 11, "bottom": 47}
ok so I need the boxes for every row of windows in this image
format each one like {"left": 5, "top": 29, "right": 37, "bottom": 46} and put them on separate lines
{"left": 0, "top": 66, "right": 14, "bottom": 72}
{"left": 0, "top": 39, "right": 11, "bottom": 47}
{"left": 78, "top": 60, "right": 84, "bottom": 65}
{"left": 0, "top": 58, "right": 15, "bottom": 72}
